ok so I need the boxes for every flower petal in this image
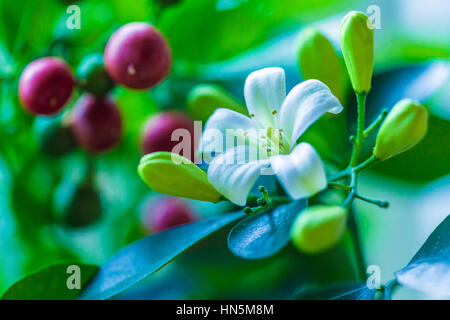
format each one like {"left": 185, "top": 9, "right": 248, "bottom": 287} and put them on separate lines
{"left": 207, "top": 146, "right": 270, "bottom": 206}
{"left": 198, "top": 108, "right": 258, "bottom": 162}
{"left": 271, "top": 142, "right": 327, "bottom": 199}
{"left": 244, "top": 67, "right": 286, "bottom": 128}
{"left": 280, "top": 79, "right": 343, "bottom": 147}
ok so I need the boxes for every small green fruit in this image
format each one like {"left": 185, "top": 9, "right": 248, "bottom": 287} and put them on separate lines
{"left": 374, "top": 99, "right": 429, "bottom": 160}
{"left": 138, "top": 152, "right": 222, "bottom": 202}
{"left": 340, "top": 11, "right": 374, "bottom": 94}
{"left": 76, "top": 53, "right": 115, "bottom": 97}
{"left": 64, "top": 182, "right": 101, "bottom": 228}
{"left": 35, "top": 116, "right": 77, "bottom": 157}
{"left": 291, "top": 205, "right": 347, "bottom": 254}
{"left": 186, "top": 84, "right": 246, "bottom": 121}
{"left": 297, "top": 27, "right": 347, "bottom": 103}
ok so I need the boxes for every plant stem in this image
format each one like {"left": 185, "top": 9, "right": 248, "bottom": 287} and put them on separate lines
{"left": 354, "top": 193, "right": 389, "bottom": 208}
{"left": 363, "top": 109, "right": 388, "bottom": 137}
{"left": 348, "top": 209, "right": 367, "bottom": 281}
{"left": 349, "top": 92, "right": 367, "bottom": 167}
{"left": 353, "top": 154, "right": 378, "bottom": 173}
{"left": 328, "top": 182, "right": 352, "bottom": 191}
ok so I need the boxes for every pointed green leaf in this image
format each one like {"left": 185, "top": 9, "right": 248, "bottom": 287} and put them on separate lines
{"left": 79, "top": 211, "right": 244, "bottom": 300}
{"left": 295, "top": 282, "right": 376, "bottom": 300}
{"left": 395, "top": 214, "right": 450, "bottom": 296}
{"left": 2, "top": 263, "right": 99, "bottom": 300}
{"left": 228, "top": 200, "right": 307, "bottom": 259}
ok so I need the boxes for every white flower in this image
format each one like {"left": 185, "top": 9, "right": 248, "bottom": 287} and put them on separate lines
{"left": 198, "top": 67, "right": 343, "bottom": 206}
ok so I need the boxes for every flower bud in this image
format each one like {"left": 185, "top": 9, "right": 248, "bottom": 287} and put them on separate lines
{"left": 291, "top": 205, "right": 347, "bottom": 254}
{"left": 340, "top": 11, "right": 374, "bottom": 94}
{"left": 374, "top": 99, "right": 429, "bottom": 160}
{"left": 296, "top": 28, "right": 347, "bottom": 103}
{"left": 138, "top": 152, "right": 222, "bottom": 202}
{"left": 186, "top": 84, "right": 246, "bottom": 121}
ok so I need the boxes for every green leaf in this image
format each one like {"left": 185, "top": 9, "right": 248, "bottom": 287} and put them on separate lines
{"left": 228, "top": 199, "right": 307, "bottom": 260}
{"left": 2, "top": 263, "right": 99, "bottom": 300}
{"left": 395, "top": 214, "right": 450, "bottom": 296}
{"left": 79, "top": 211, "right": 244, "bottom": 300}
{"left": 159, "top": 0, "right": 355, "bottom": 63}
{"left": 295, "top": 282, "right": 376, "bottom": 300}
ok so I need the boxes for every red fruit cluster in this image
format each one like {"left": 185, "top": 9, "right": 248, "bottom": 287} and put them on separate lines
{"left": 142, "top": 111, "right": 196, "bottom": 161}
{"left": 19, "top": 22, "right": 172, "bottom": 155}
{"left": 104, "top": 22, "right": 171, "bottom": 90}
{"left": 143, "top": 197, "right": 196, "bottom": 233}
{"left": 19, "top": 57, "right": 74, "bottom": 115}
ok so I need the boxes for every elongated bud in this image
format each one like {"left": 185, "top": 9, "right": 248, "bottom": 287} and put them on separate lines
{"left": 291, "top": 205, "right": 347, "bottom": 254}
{"left": 374, "top": 99, "right": 429, "bottom": 160}
{"left": 340, "top": 11, "right": 374, "bottom": 94}
{"left": 186, "top": 84, "right": 246, "bottom": 121}
{"left": 138, "top": 152, "right": 222, "bottom": 202}
{"left": 297, "top": 28, "right": 347, "bottom": 103}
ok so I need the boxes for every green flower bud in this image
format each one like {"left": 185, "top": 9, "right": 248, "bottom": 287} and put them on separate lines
{"left": 291, "top": 205, "right": 347, "bottom": 254}
{"left": 374, "top": 99, "right": 429, "bottom": 160}
{"left": 340, "top": 11, "right": 374, "bottom": 94}
{"left": 297, "top": 27, "right": 347, "bottom": 103}
{"left": 186, "top": 84, "right": 246, "bottom": 121}
{"left": 138, "top": 152, "right": 222, "bottom": 202}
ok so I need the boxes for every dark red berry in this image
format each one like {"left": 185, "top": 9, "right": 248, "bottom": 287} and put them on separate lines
{"left": 143, "top": 197, "right": 195, "bottom": 233}
{"left": 19, "top": 57, "right": 74, "bottom": 115}
{"left": 142, "top": 111, "right": 196, "bottom": 161}
{"left": 104, "top": 22, "right": 171, "bottom": 90}
{"left": 72, "top": 94, "right": 122, "bottom": 153}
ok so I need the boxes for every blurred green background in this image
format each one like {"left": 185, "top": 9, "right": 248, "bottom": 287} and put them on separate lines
{"left": 0, "top": 0, "right": 449, "bottom": 299}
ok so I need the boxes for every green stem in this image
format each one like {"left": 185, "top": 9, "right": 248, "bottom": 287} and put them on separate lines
{"left": 354, "top": 193, "right": 389, "bottom": 208}
{"left": 349, "top": 92, "right": 367, "bottom": 167}
{"left": 348, "top": 209, "right": 367, "bottom": 281}
{"left": 353, "top": 154, "right": 378, "bottom": 173}
{"left": 363, "top": 109, "right": 388, "bottom": 137}
{"left": 328, "top": 182, "right": 352, "bottom": 191}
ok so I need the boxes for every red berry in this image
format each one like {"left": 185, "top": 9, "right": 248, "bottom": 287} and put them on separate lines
{"left": 144, "top": 197, "right": 195, "bottom": 233}
{"left": 142, "top": 111, "right": 196, "bottom": 161}
{"left": 72, "top": 94, "right": 122, "bottom": 153}
{"left": 19, "top": 57, "right": 74, "bottom": 115}
{"left": 104, "top": 22, "right": 171, "bottom": 90}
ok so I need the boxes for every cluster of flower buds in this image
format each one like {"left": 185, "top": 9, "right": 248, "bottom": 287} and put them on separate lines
{"left": 289, "top": 11, "right": 430, "bottom": 255}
